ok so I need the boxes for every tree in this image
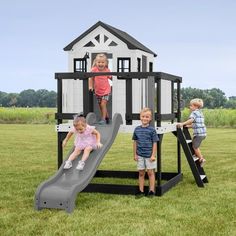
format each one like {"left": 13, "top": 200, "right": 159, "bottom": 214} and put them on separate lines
{"left": 36, "top": 89, "right": 57, "bottom": 107}
{"left": 8, "top": 93, "right": 19, "bottom": 107}
{"left": 206, "top": 88, "right": 227, "bottom": 108}
{"left": 18, "top": 89, "right": 38, "bottom": 107}
{"left": 45, "top": 91, "right": 57, "bottom": 107}
{"left": 181, "top": 87, "right": 228, "bottom": 108}
{"left": 0, "top": 93, "right": 19, "bottom": 107}
{"left": 225, "top": 97, "right": 236, "bottom": 109}
{"left": 0, "top": 89, "right": 57, "bottom": 107}
{"left": 0, "top": 91, "right": 7, "bottom": 106}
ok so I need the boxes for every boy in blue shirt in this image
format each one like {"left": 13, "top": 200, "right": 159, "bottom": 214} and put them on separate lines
{"left": 132, "top": 107, "right": 159, "bottom": 197}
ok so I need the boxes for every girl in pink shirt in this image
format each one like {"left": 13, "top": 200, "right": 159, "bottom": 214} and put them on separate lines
{"left": 63, "top": 115, "right": 103, "bottom": 170}
{"left": 89, "top": 54, "right": 112, "bottom": 125}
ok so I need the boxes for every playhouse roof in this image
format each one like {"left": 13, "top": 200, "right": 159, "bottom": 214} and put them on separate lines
{"left": 64, "top": 21, "right": 157, "bottom": 57}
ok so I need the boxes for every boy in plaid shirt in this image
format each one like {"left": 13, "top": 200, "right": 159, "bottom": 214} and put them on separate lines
{"left": 177, "top": 98, "right": 207, "bottom": 166}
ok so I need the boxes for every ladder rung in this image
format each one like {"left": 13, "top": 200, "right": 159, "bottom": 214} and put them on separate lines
{"left": 200, "top": 175, "right": 206, "bottom": 180}
{"left": 186, "top": 140, "right": 192, "bottom": 144}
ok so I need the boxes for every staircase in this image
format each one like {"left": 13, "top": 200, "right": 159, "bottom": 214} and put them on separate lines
{"left": 175, "top": 127, "right": 208, "bottom": 187}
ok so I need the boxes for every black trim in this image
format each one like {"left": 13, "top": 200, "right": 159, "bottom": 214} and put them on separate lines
{"left": 82, "top": 172, "right": 183, "bottom": 196}
{"left": 73, "top": 58, "right": 87, "bottom": 72}
{"left": 156, "top": 173, "right": 183, "bottom": 196}
{"left": 149, "top": 62, "right": 153, "bottom": 72}
{"left": 137, "top": 58, "right": 141, "bottom": 72}
{"left": 117, "top": 58, "right": 131, "bottom": 73}
{"left": 54, "top": 72, "right": 182, "bottom": 82}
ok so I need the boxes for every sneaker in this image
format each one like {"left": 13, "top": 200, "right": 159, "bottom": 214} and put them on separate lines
{"left": 135, "top": 190, "right": 145, "bottom": 198}
{"left": 98, "top": 119, "right": 106, "bottom": 125}
{"left": 193, "top": 155, "right": 199, "bottom": 162}
{"left": 146, "top": 191, "right": 155, "bottom": 198}
{"left": 76, "top": 160, "right": 85, "bottom": 170}
{"left": 64, "top": 160, "right": 72, "bottom": 169}
{"left": 200, "top": 158, "right": 206, "bottom": 167}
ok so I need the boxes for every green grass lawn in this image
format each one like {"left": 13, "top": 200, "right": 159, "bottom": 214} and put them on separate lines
{"left": 0, "top": 125, "right": 235, "bottom": 236}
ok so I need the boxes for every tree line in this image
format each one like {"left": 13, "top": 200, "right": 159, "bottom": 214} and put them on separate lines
{"left": 0, "top": 87, "right": 235, "bottom": 108}
{"left": 0, "top": 89, "right": 57, "bottom": 107}
{"left": 180, "top": 87, "right": 236, "bottom": 109}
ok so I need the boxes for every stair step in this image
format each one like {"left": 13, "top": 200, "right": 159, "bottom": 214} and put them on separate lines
{"left": 186, "top": 140, "right": 192, "bottom": 144}
{"left": 200, "top": 175, "right": 206, "bottom": 180}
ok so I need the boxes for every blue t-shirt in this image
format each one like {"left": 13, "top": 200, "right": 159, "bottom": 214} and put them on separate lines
{"left": 132, "top": 125, "right": 159, "bottom": 158}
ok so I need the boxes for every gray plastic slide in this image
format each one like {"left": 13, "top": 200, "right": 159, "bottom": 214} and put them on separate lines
{"left": 34, "top": 113, "right": 123, "bottom": 213}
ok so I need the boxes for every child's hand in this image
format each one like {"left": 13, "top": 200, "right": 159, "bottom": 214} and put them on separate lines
{"left": 134, "top": 155, "right": 138, "bottom": 161}
{"left": 150, "top": 156, "right": 156, "bottom": 162}
{"left": 97, "top": 142, "right": 103, "bottom": 148}
{"left": 185, "top": 124, "right": 192, "bottom": 128}
{"left": 62, "top": 140, "right": 67, "bottom": 148}
{"left": 176, "top": 123, "right": 183, "bottom": 128}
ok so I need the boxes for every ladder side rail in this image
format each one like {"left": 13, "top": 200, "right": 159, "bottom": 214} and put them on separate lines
{"left": 177, "top": 128, "right": 204, "bottom": 187}
{"left": 183, "top": 128, "right": 208, "bottom": 183}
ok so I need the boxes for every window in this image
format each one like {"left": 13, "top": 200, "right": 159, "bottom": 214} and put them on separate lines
{"left": 149, "top": 62, "right": 153, "bottom": 72}
{"left": 108, "top": 41, "right": 118, "bottom": 46}
{"left": 84, "top": 41, "right": 95, "bottom": 47}
{"left": 117, "top": 58, "right": 131, "bottom": 72}
{"left": 137, "top": 58, "right": 141, "bottom": 72}
{"left": 104, "top": 35, "right": 109, "bottom": 43}
{"left": 95, "top": 34, "right": 100, "bottom": 43}
{"left": 74, "top": 58, "right": 87, "bottom": 72}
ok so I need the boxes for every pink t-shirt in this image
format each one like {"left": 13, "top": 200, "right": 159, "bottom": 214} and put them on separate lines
{"left": 91, "top": 66, "right": 111, "bottom": 96}
{"left": 71, "top": 125, "right": 97, "bottom": 150}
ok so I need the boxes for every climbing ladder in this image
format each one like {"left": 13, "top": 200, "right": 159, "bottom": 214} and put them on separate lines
{"left": 174, "top": 127, "right": 208, "bottom": 187}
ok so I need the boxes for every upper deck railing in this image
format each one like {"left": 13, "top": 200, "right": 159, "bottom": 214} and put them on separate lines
{"left": 55, "top": 71, "right": 182, "bottom": 126}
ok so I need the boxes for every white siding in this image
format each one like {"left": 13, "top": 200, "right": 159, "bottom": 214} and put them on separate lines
{"left": 160, "top": 80, "right": 172, "bottom": 114}
{"left": 63, "top": 26, "right": 155, "bottom": 129}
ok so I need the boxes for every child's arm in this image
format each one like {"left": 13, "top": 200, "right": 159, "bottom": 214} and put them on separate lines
{"left": 150, "top": 142, "right": 157, "bottom": 162}
{"left": 92, "top": 129, "right": 103, "bottom": 148}
{"left": 62, "top": 131, "right": 73, "bottom": 148}
{"left": 133, "top": 141, "right": 138, "bottom": 161}
{"left": 185, "top": 124, "right": 193, "bottom": 128}
{"left": 88, "top": 77, "right": 94, "bottom": 91}
{"left": 106, "top": 67, "right": 112, "bottom": 80}
{"left": 177, "top": 118, "right": 194, "bottom": 128}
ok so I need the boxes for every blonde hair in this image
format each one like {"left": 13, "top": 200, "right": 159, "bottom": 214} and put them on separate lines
{"left": 140, "top": 107, "right": 152, "bottom": 115}
{"left": 92, "top": 53, "right": 109, "bottom": 67}
{"left": 190, "top": 98, "right": 204, "bottom": 108}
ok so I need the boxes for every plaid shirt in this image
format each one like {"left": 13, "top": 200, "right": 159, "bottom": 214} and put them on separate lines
{"left": 189, "top": 109, "right": 206, "bottom": 137}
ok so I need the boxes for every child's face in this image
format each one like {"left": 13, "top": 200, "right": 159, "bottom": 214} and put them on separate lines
{"left": 96, "top": 58, "right": 106, "bottom": 71}
{"left": 140, "top": 111, "right": 152, "bottom": 126}
{"left": 189, "top": 103, "right": 198, "bottom": 111}
{"left": 74, "top": 123, "right": 86, "bottom": 133}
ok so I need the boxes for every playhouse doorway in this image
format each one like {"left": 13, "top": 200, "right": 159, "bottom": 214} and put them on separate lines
{"left": 91, "top": 53, "right": 113, "bottom": 121}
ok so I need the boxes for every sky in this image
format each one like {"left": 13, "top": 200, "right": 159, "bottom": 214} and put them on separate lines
{"left": 0, "top": 0, "right": 235, "bottom": 97}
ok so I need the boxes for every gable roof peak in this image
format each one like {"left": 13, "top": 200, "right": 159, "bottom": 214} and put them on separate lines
{"left": 64, "top": 21, "right": 157, "bottom": 57}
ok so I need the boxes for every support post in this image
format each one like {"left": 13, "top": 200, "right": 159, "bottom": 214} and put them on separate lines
{"left": 147, "top": 76, "right": 155, "bottom": 127}
{"left": 89, "top": 90, "right": 94, "bottom": 113}
{"left": 156, "top": 78, "right": 162, "bottom": 187}
{"left": 83, "top": 79, "right": 90, "bottom": 116}
{"left": 57, "top": 78, "right": 63, "bottom": 169}
{"left": 126, "top": 78, "right": 132, "bottom": 125}
{"left": 171, "top": 81, "right": 174, "bottom": 123}
{"left": 177, "top": 81, "right": 181, "bottom": 173}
